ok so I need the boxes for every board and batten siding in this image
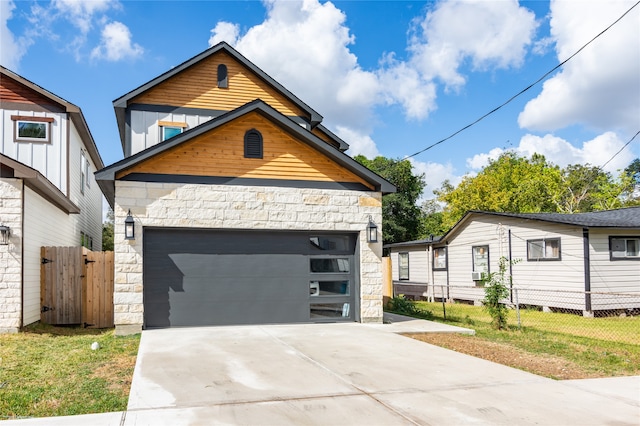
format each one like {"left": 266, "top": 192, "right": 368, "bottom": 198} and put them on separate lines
{"left": 129, "top": 110, "right": 214, "bottom": 156}
{"left": 117, "top": 112, "right": 372, "bottom": 189}
{"left": 0, "top": 109, "right": 68, "bottom": 194}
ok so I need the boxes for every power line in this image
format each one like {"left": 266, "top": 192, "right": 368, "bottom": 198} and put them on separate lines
{"left": 599, "top": 130, "right": 640, "bottom": 171}
{"left": 404, "top": 0, "right": 640, "bottom": 160}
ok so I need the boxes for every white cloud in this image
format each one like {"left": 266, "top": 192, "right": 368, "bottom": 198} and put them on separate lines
{"left": 467, "top": 132, "right": 635, "bottom": 174}
{"left": 208, "top": 21, "right": 240, "bottom": 46}
{"left": 408, "top": 0, "right": 538, "bottom": 91}
{"left": 52, "top": 0, "right": 115, "bottom": 34}
{"left": 0, "top": 1, "right": 29, "bottom": 70}
{"left": 410, "top": 158, "right": 460, "bottom": 195}
{"left": 466, "top": 147, "right": 506, "bottom": 170}
{"left": 338, "top": 126, "right": 379, "bottom": 158}
{"left": 518, "top": 0, "right": 640, "bottom": 133}
{"left": 90, "top": 21, "right": 143, "bottom": 61}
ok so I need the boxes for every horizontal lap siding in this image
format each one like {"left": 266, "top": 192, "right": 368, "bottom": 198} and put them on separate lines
{"left": 131, "top": 52, "right": 308, "bottom": 120}
{"left": 118, "top": 112, "right": 373, "bottom": 188}
{"left": 1, "top": 75, "right": 61, "bottom": 107}
{"left": 589, "top": 229, "right": 640, "bottom": 293}
{"left": 447, "top": 215, "right": 585, "bottom": 293}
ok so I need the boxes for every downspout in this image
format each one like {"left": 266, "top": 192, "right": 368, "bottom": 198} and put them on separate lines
{"left": 508, "top": 229, "right": 513, "bottom": 303}
{"left": 20, "top": 180, "right": 25, "bottom": 329}
{"left": 445, "top": 241, "right": 450, "bottom": 300}
{"left": 583, "top": 228, "right": 592, "bottom": 313}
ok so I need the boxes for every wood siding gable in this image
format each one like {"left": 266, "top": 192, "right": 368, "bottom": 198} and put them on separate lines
{"left": 116, "top": 111, "right": 373, "bottom": 189}
{"left": 1, "top": 74, "right": 64, "bottom": 111}
{"left": 131, "top": 51, "right": 310, "bottom": 122}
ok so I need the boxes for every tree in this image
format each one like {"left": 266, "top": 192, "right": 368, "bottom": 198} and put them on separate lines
{"left": 102, "top": 207, "right": 114, "bottom": 251}
{"left": 355, "top": 155, "right": 426, "bottom": 245}
{"left": 435, "top": 153, "right": 562, "bottom": 228}
{"left": 420, "top": 199, "right": 448, "bottom": 237}
{"left": 435, "top": 152, "right": 637, "bottom": 228}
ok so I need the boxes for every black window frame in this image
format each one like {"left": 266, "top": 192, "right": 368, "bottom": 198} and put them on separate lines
{"left": 432, "top": 246, "right": 447, "bottom": 271}
{"left": 244, "top": 129, "right": 263, "bottom": 159}
{"left": 527, "top": 238, "right": 561, "bottom": 261}
{"left": 609, "top": 236, "right": 640, "bottom": 261}
{"left": 398, "top": 252, "right": 409, "bottom": 280}
{"left": 217, "top": 64, "right": 228, "bottom": 88}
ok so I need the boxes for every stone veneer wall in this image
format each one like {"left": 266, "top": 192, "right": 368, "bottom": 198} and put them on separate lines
{"left": 0, "top": 179, "right": 23, "bottom": 333}
{"left": 113, "top": 180, "right": 384, "bottom": 335}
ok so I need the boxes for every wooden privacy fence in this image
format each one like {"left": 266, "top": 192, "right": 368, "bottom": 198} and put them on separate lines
{"left": 40, "top": 247, "right": 114, "bottom": 328}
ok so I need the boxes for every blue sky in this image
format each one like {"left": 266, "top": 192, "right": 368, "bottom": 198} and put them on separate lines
{"left": 2, "top": 0, "right": 639, "bottom": 201}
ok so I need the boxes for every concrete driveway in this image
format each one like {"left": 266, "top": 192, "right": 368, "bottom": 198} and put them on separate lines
{"left": 122, "top": 320, "right": 639, "bottom": 425}
{"left": 5, "top": 316, "right": 639, "bottom": 425}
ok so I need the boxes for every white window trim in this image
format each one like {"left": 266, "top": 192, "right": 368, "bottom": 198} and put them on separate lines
{"left": 398, "top": 252, "right": 409, "bottom": 280}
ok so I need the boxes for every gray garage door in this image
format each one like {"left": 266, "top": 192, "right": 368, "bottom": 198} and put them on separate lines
{"left": 143, "top": 228, "right": 358, "bottom": 328}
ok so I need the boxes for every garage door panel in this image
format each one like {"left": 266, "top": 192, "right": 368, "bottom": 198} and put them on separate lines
{"left": 143, "top": 228, "right": 356, "bottom": 328}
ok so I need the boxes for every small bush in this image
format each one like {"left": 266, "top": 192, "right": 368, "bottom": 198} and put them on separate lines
{"left": 386, "top": 295, "right": 433, "bottom": 319}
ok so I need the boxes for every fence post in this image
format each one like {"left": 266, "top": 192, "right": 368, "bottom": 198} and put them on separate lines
{"left": 514, "top": 288, "right": 521, "bottom": 329}
{"left": 441, "top": 285, "right": 447, "bottom": 320}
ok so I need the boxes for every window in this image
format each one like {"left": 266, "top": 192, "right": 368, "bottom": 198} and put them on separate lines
{"left": 472, "top": 245, "right": 490, "bottom": 275}
{"left": 244, "top": 129, "right": 263, "bottom": 158}
{"left": 159, "top": 121, "right": 187, "bottom": 141}
{"left": 310, "top": 258, "right": 350, "bottom": 273}
{"left": 85, "top": 159, "right": 90, "bottom": 188}
{"left": 527, "top": 238, "right": 561, "bottom": 261}
{"left": 12, "top": 115, "right": 53, "bottom": 143}
{"left": 80, "top": 151, "right": 86, "bottom": 194}
{"left": 309, "top": 280, "right": 349, "bottom": 297}
{"left": 162, "top": 126, "right": 182, "bottom": 141}
{"left": 217, "top": 64, "right": 228, "bottom": 88}
{"left": 433, "top": 247, "right": 447, "bottom": 270}
{"left": 398, "top": 252, "right": 409, "bottom": 280}
{"left": 610, "top": 237, "right": 640, "bottom": 260}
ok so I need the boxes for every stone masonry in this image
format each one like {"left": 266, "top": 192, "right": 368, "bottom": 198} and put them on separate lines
{"left": 0, "top": 179, "right": 23, "bottom": 333}
{"left": 113, "top": 180, "right": 384, "bottom": 335}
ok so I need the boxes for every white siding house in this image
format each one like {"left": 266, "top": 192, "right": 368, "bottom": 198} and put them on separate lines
{"left": 0, "top": 66, "right": 104, "bottom": 332}
{"left": 386, "top": 208, "right": 640, "bottom": 315}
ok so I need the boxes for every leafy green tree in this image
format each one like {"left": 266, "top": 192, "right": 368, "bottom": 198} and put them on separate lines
{"left": 436, "top": 152, "right": 637, "bottom": 227}
{"left": 102, "top": 208, "right": 114, "bottom": 251}
{"left": 435, "top": 153, "right": 562, "bottom": 228}
{"left": 420, "top": 199, "right": 448, "bottom": 237}
{"left": 355, "top": 155, "right": 426, "bottom": 245}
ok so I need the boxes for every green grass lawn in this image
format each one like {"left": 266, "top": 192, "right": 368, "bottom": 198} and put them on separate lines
{"left": 390, "top": 299, "right": 640, "bottom": 378}
{"left": 0, "top": 323, "right": 140, "bottom": 420}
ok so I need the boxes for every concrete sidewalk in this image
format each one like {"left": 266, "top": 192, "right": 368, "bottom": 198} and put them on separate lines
{"left": 4, "top": 317, "right": 639, "bottom": 425}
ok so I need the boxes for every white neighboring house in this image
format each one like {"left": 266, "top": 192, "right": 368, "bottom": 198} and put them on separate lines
{"left": 386, "top": 208, "right": 640, "bottom": 315}
{"left": 0, "top": 66, "right": 104, "bottom": 333}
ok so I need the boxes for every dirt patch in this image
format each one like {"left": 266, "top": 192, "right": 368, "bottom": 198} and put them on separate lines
{"left": 405, "top": 333, "right": 606, "bottom": 380}
{"left": 92, "top": 354, "right": 137, "bottom": 393}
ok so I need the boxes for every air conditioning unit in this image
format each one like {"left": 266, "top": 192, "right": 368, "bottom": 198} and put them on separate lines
{"left": 471, "top": 271, "right": 483, "bottom": 281}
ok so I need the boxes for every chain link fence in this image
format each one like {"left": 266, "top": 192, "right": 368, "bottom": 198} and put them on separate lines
{"left": 407, "top": 285, "right": 640, "bottom": 345}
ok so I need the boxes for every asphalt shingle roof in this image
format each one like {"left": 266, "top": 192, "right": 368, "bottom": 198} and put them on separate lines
{"left": 474, "top": 206, "right": 640, "bottom": 228}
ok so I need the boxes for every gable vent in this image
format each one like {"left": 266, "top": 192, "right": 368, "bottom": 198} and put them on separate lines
{"left": 244, "top": 129, "right": 263, "bottom": 159}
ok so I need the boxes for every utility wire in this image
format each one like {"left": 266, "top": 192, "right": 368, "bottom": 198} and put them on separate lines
{"left": 404, "top": 0, "right": 640, "bottom": 160}
{"left": 599, "top": 130, "right": 640, "bottom": 172}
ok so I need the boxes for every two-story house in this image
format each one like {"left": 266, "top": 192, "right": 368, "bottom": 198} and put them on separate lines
{"left": 0, "top": 66, "right": 104, "bottom": 333}
{"left": 96, "top": 42, "right": 395, "bottom": 334}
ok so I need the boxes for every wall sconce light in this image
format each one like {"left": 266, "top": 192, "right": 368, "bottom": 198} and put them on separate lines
{"left": 0, "top": 224, "right": 10, "bottom": 245}
{"left": 124, "top": 210, "right": 135, "bottom": 240}
{"left": 366, "top": 216, "right": 378, "bottom": 243}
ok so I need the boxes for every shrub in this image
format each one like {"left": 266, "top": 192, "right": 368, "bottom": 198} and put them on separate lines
{"left": 386, "top": 295, "right": 433, "bottom": 319}
{"left": 482, "top": 256, "right": 513, "bottom": 330}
